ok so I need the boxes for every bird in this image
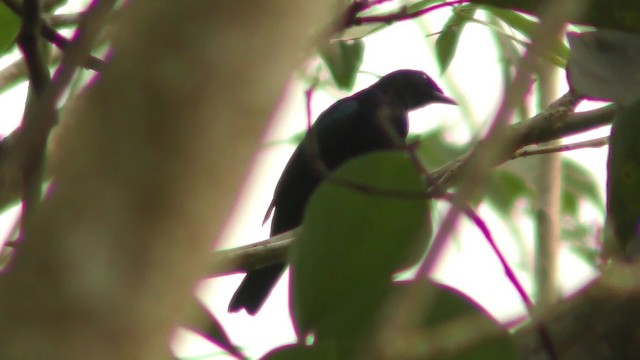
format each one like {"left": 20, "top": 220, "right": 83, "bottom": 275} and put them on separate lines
{"left": 228, "top": 69, "right": 456, "bottom": 315}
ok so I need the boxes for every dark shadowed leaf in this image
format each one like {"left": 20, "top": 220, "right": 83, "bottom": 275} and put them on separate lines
{"left": 289, "top": 151, "right": 431, "bottom": 354}
{"left": 320, "top": 40, "right": 364, "bottom": 91}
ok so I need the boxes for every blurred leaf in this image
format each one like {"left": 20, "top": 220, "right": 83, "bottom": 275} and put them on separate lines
{"left": 489, "top": 7, "right": 569, "bottom": 67}
{"left": 319, "top": 40, "right": 364, "bottom": 90}
{"left": 605, "top": 98, "right": 640, "bottom": 259}
{"left": 0, "top": 4, "right": 19, "bottom": 53}
{"left": 485, "top": 169, "right": 532, "bottom": 215}
{"left": 185, "top": 301, "right": 243, "bottom": 359}
{"left": 290, "top": 151, "right": 431, "bottom": 355}
{"left": 562, "top": 220, "right": 599, "bottom": 268}
{"left": 469, "top": 0, "right": 640, "bottom": 33}
{"left": 414, "top": 129, "right": 466, "bottom": 170}
{"left": 562, "top": 157, "right": 605, "bottom": 214}
{"left": 393, "top": 280, "right": 520, "bottom": 360}
{"left": 567, "top": 30, "right": 640, "bottom": 105}
{"left": 436, "top": 5, "right": 476, "bottom": 73}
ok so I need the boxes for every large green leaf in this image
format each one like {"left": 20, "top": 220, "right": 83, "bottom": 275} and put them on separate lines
{"left": 289, "top": 151, "right": 431, "bottom": 355}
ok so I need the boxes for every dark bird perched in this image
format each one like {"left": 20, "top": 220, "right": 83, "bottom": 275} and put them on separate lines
{"left": 228, "top": 69, "right": 456, "bottom": 315}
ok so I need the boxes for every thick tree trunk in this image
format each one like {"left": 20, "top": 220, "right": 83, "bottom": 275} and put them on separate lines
{"left": 0, "top": 2, "right": 341, "bottom": 358}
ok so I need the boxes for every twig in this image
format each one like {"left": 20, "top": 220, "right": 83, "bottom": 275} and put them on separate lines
{"left": 11, "top": 0, "right": 115, "bottom": 235}
{"left": 17, "top": 0, "right": 51, "bottom": 228}
{"left": 440, "top": 192, "right": 534, "bottom": 308}
{"left": 0, "top": 28, "right": 111, "bottom": 93}
{"left": 429, "top": 92, "right": 588, "bottom": 192}
{"left": 352, "top": 0, "right": 468, "bottom": 26}
{"left": 513, "top": 136, "right": 609, "bottom": 158}
{"left": 304, "top": 78, "right": 319, "bottom": 129}
{"left": 48, "top": 12, "right": 81, "bottom": 28}
{"left": 208, "top": 229, "right": 297, "bottom": 275}
{"left": 2, "top": 0, "right": 106, "bottom": 71}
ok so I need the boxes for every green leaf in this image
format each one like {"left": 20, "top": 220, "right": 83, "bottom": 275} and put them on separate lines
{"left": 414, "top": 129, "right": 466, "bottom": 170}
{"left": 562, "top": 158, "right": 604, "bottom": 214}
{"left": 0, "top": 4, "right": 19, "bottom": 53}
{"left": 562, "top": 221, "right": 599, "bottom": 268}
{"left": 436, "top": 5, "right": 476, "bottom": 73}
{"left": 319, "top": 40, "right": 364, "bottom": 91}
{"left": 488, "top": 7, "right": 569, "bottom": 67}
{"left": 289, "top": 151, "right": 431, "bottom": 355}
{"left": 485, "top": 169, "right": 532, "bottom": 215}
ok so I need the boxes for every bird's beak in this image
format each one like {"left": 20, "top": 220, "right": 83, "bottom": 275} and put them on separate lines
{"left": 433, "top": 93, "right": 457, "bottom": 105}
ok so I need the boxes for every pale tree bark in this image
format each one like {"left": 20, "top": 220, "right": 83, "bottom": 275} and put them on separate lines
{"left": 0, "top": 1, "right": 342, "bottom": 359}
{"left": 534, "top": 60, "right": 561, "bottom": 307}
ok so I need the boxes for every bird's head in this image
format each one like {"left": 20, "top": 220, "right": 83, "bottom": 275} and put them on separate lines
{"left": 373, "top": 69, "right": 457, "bottom": 110}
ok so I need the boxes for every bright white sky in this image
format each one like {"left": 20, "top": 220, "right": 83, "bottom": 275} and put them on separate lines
{"left": 0, "top": 2, "right": 608, "bottom": 359}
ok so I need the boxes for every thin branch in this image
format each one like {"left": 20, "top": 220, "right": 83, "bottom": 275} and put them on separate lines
{"left": 351, "top": 0, "right": 468, "bottom": 26}
{"left": 428, "top": 93, "right": 598, "bottom": 190}
{"left": 439, "top": 192, "right": 534, "bottom": 307}
{"left": 513, "top": 136, "right": 609, "bottom": 159}
{"left": 17, "top": 0, "right": 51, "bottom": 228}
{"left": 2, "top": 0, "right": 106, "bottom": 72}
{"left": 208, "top": 229, "right": 297, "bottom": 275}
{"left": 40, "top": 0, "right": 114, "bottom": 104}
{"left": 0, "top": 28, "right": 111, "bottom": 93}
{"left": 6, "top": 0, "right": 116, "bottom": 239}
{"left": 48, "top": 12, "right": 81, "bottom": 28}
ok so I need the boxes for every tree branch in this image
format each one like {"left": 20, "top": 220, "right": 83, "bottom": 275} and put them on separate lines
{"left": 513, "top": 136, "right": 609, "bottom": 159}
{"left": 209, "top": 99, "right": 615, "bottom": 276}
{"left": 2, "top": 0, "right": 106, "bottom": 71}
{"left": 16, "top": 0, "right": 51, "bottom": 228}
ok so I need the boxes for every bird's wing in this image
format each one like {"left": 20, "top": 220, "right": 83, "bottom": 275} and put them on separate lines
{"left": 270, "top": 97, "right": 362, "bottom": 202}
